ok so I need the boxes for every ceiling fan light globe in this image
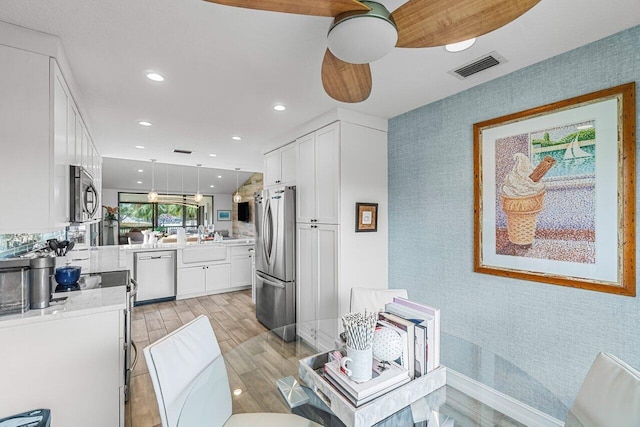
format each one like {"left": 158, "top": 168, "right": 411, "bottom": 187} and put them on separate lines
{"left": 327, "top": 2, "right": 397, "bottom": 64}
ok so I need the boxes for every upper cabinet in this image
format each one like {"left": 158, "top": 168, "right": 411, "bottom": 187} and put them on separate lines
{"left": 0, "top": 43, "right": 100, "bottom": 233}
{"left": 0, "top": 45, "right": 53, "bottom": 232}
{"left": 296, "top": 123, "right": 340, "bottom": 224}
{"left": 264, "top": 142, "right": 297, "bottom": 188}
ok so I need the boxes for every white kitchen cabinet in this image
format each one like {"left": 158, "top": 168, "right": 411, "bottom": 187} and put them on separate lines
{"left": 0, "top": 45, "right": 56, "bottom": 232}
{"left": 206, "top": 263, "right": 231, "bottom": 292}
{"left": 291, "top": 116, "right": 388, "bottom": 347}
{"left": 230, "top": 245, "right": 253, "bottom": 288}
{"left": 177, "top": 265, "right": 207, "bottom": 296}
{"left": 68, "top": 103, "right": 79, "bottom": 165}
{"left": 177, "top": 245, "right": 252, "bottom": 299}
{"left": 264, "top": 142, "right": 297, "bottom": 188}
{"left": 296, "top": 123, "right": 340, "bottom": 224}
{"left": 0, "top": 309, "right": 124, "bottom": 427}
{"left": 53, "top": 64, "right": 70, "bottom": 226}
{"left": 177, "top": 262, "right": 231, "bottom": 298}
{"left": 296, "top": 223, "right": 339, "bottom": 352}
{"left": 0, "top": 43, "right": 99, "bottom": 232}
{"left": 75, "top": 110, "right": 83, "bottom": 165}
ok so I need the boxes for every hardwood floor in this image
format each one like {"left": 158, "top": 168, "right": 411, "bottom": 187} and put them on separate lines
{"left": 126, "top": 289, "right": 274, "bottom": 427}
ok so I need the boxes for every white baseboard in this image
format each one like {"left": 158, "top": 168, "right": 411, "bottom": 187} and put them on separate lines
{"left": 446, "top": 369, "right": 564, "bottom": 427}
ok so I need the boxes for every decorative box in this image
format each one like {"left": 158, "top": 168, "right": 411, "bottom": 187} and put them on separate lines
{"left": 298, "top": 352, "right": 446, "bottom": 427}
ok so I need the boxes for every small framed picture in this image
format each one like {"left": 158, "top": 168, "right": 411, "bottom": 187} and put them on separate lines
{"left": 217, "top": 210, "right": 231, "bottom": 221}
{"left": 355, "top": 202, "right": 378, "bottom": 232}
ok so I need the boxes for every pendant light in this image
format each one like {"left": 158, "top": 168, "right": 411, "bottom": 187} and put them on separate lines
{"left": 194, "top": 164, "right": 203, "bottom": 204}
{"left": 147, "top": 159, "right": 158, "bottom": 202}
{"left": 233, "top": 168, "right": 242, "bottom": 203}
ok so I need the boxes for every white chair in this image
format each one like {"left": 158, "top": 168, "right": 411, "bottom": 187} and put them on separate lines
{"left": 144, "top": 315, "right": 319, "bottom": 427}
{"left": 565, "top": 352, "right": 640, "bottom": 427}
{"left": 349, "top": 287, "right": 409, "bottom": 313}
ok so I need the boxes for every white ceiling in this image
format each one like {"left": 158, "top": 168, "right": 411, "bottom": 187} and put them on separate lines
{"left": 1, "top": 0, "right": 639, "bottom": 175}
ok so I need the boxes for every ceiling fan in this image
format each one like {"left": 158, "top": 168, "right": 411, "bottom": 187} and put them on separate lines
{"left": 203, "top": 0, "right": 540, "bottom": 103}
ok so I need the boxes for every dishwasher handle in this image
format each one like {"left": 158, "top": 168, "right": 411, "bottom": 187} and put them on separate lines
{"left": 138, "top": 255, "right": 173, "bottom": 260}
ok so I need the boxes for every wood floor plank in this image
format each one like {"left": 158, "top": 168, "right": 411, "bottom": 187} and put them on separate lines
{"left": 176, "top": 309, "right": 196, "bottom": 324}
{"left": 131, "top": 318, "right": 149, "bottom": 342}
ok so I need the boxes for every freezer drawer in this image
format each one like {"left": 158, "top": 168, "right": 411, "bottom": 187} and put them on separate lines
{"left": 255, "top": 271, "right": 295, "bottom": 341}
{"left": 134, "top": 251, "right": 176, "bottom": 303}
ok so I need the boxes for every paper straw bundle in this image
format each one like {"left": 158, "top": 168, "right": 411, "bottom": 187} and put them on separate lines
{"left": 342, "top": 312, "right": 377, "bottom": 350}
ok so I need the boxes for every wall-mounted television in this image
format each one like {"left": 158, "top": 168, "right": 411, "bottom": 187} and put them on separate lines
{"left": 237, "top": 202, "right": 250, "bottom": 222}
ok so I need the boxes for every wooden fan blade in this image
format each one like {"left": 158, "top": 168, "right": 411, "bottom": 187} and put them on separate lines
{"left": 321, "top": 50, "right": 372, "bottom": 103}
{"left": 392, "top": 0, "right": 540, "bottom": 48}
{"left": 202, "top": 0, "right": 369, "bottom": 17}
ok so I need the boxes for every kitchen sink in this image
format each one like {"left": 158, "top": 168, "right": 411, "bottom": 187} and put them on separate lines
{"left": 181, "top": 245, "right": 227, "bottom": 264}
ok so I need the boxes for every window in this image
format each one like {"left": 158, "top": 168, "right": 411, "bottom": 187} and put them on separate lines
{"left": 117, "top": 193, "right": 213, "bottom": 240}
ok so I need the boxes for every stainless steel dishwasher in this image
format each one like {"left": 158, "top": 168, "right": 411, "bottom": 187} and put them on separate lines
{"left": 134, "top": 251, "right": 176, "bottom": 304}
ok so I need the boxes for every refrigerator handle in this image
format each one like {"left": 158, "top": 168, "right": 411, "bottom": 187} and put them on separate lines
{"left": 263, "top": 198, "right": 273, "bottom": 265}
{"left": 257, "top": 271, "right": 285, "bottom": 289}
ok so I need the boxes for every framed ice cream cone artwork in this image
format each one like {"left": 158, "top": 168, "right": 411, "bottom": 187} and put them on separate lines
{"left": 474, "top": 83, "right": 635, "bottom": 296}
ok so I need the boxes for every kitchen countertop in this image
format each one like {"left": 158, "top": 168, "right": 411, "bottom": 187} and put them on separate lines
{"left": 59, "top": 240, "right": 255, "bottom": 273}
{"left": 121, "top": 238, "right": 255, "bottom": 251}
{"left": 0, "top": 286, "right": 127, "bottom": 329}
{"left": 63, "top": 246, "right": 128, "bottom": 274}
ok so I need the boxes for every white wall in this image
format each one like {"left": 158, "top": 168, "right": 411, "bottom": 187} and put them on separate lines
{"left": 213, "top": 194, "right": 233, "bottom": 235}
{"left": 338, "top": 122, "right": 389, "bottom": 315}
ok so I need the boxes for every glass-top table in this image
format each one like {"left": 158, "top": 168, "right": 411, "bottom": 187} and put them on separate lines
{"left": 216, "top": 322, "right": 568, "bottom": 427}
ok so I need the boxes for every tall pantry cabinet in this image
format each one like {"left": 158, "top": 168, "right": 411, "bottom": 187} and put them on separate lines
{"left": 293, "top": 119, "right": 388, "bottom": 352}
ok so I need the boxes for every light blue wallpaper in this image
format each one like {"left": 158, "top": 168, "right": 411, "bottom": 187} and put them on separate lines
{"left": 388, "top": 25, "right": 640, "bottom": 419}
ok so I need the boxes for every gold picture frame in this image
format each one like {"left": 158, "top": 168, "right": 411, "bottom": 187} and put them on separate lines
{"left": 474, "top": 83, "right": 636, "bottom": 296}
{"left": 356, "top": 202, "right": 378, "bottom": 232}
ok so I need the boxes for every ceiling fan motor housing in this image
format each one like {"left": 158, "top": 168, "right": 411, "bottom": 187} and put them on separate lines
{"left": 327, "top": 1, "right": 398, "bottom": 64}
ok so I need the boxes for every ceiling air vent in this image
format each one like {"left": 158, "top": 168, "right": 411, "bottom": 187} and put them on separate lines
{"left": 173, "top": 149, "right": 192, "bottom": 154}
{"left": 448, "top": 51, "right": 507, "bottom": 80}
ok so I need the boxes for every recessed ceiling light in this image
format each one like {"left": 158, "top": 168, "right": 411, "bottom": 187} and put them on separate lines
{"left": 137, "top": 169, "right": 143, "bottom": 173}
{"left": 146, "top": 72, "right": 164, "bottom": 82}
{"left": 231, "top": 136, "right": 242, "bottom": 141}
{"left": 445, "top": 38, "right": 476, "bottom": 53}
{"left": 210, "top": 185, "right": 215, "bottom": 188}
{"left": 137, "top": 181, "right": 143, "bottom": 184}
{"left": 218, "top": 175, "right": 222, "bottom": 179}
{"left": 136, "top": 145, "right": 145, "bottom": 149}
{"left": 138, "top": 121, "right": 152, "bottom": 126}
{"left": 273, "top": 104, "right": 287, "bottom": 111}
{"left": 209, "top": 154, "right": 217, "bottom": 157}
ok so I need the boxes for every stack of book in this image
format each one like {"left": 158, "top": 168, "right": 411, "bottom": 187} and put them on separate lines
{"left": 383, "top": 298, "right": 441, "bottom": 378}
{"left": 323, "top": 357, "right": 410, "bottom": 407}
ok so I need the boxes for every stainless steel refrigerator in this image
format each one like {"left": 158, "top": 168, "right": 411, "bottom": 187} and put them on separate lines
{"left": 254, "top": 186, "right": 296, "bottom": 341}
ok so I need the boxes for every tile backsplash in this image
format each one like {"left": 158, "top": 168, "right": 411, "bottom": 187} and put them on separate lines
{"left": 0, "top": 231, "right": 65, "bottom": 259}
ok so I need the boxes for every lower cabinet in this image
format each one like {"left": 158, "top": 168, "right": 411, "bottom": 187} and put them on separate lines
{"left": 296, "top": 223, "right": 339, "bottom": 352}
{"left": 0, "top": 309, "right": 123, "bottom": 426}
{"left": 177, "top": 265, "right": 207, "bottom": 296}
{"left": 231, "top": 254, "right": 252, "bottom": 288}
{"left": 206, "top": 263, "right": 231, "bottom": 292}
{"left": 177, "top": 263, "right": 230, "bottom": 299}
{"left": 176, "top": 245, "right": 254, "bottom": 300}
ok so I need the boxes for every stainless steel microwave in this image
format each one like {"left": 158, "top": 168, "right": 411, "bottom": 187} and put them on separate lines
{"left": 70, "top": 165, "right": 98, "bottom": 223}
